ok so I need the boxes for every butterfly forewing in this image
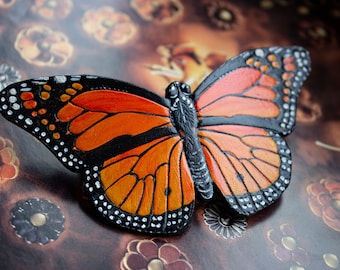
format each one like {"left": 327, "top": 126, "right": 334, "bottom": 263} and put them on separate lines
{"left": 195, "top": 47, "right": 311, "bottom": 135}
{"left": 0, "top": 75, "right": 172, "bottom": 170}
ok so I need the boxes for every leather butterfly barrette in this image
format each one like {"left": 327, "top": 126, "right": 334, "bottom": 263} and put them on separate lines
{"left": 0, "top": 46, "right": 311, "bottom": 234}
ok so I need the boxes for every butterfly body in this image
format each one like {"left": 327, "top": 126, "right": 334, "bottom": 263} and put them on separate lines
{"left": 166, "top": 81, "right": 214, "bottom": 200}
{"left": 0, "top": 46, "right": 311, "bottom": 234}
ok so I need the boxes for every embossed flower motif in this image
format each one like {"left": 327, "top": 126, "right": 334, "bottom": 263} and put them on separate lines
{"left": 267, "top": 224, "right": 310, "bottom": 267}
{"left": 0, "top": 136, "right": 19, "bottom": 183}
{"left": 121, "top": 238, "right": 193, "bottom": 270}
{"left": 203, "top": 204, "right": 247, "bottom": 239}
{"left": 82, "top": 6, "right": 137, "bottom": 47}
{"left": 259, "top": 0, "right": 295, "bottom": 9}
{"left": 11, "top": 198, "right": 65, "bottom": 245}
{"left": 307, "top": 178, "right": 340, "bottom": 232}
{"left": 131, "top": 0, "right": 184, "bottom": 24}
{"left": 31, "top": 0, "right": 73, "bottom": 19}
{"left": 150, "top": 44, "right": 227, "bottom": 90}
{"left": 205, "top": 1, "right": 243, "bottom": 30}
{"left": 298, "top": 20, "right": 337, "bottom": 48}
{"left": 0, "top": 64, "right": 21, "bottom": 91}
{"left": 0, "top": 0, "right": 16, "bottom": 8}
{"left": 323, "top": 253, "right": 340, "bottom": 269}
{"left": 14, "top": 25, "right": 74, "bottom": 66}
{"left": 296, "top": 88, "right": 322, "bottom": 123}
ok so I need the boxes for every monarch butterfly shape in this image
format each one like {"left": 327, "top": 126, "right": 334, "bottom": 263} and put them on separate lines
{"left": 0, "top": 47, "right": 311, "bottom": 234}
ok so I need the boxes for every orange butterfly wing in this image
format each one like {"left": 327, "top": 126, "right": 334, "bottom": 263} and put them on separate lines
{"left": 198, "top": 125, "right": 290, "bottom": 214}
{"left": 193, "top": 47, "right": 310, "bottom": 215}
{"left": 56, "top": 89, "right": 174, "bottom": 161}
{"left": 196, "top": 67, "right": 280, "bottom": 118}
{"left": 86, "top": 135, "right": 195, "bottom": 233}
{"left": 0, "top": 75, "right": 195, "bottom": 233}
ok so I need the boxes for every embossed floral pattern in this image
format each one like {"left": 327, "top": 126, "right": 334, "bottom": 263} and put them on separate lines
{"left": 203, "top": 204, "right": 247, "bottom": 239}
{"left": 307, "top": 178, "right": 340, "bottom": 232}
{"left": 205, "top": 1, "right": 243, "bottom": 30}
{"left": 259, "top": 0, "right": 295, "bottom": 9}
{"left": 31, "top": 0, "right": 73, "bottom": 19}
{"left": 298, "top": 20, "right": 337, "bottom": 48}
{"left": 0, "top": 0, "right": 16, "bottom": 8}
{"left": 14, "top": 25, "right": 74, "bottom": 66}
{"left": 0, "top": 136, "right": 19, "bottom": 183}
{"left": 131, "top": 0, "right": 184, "bottom": 24}
{"left": 11, "top": 198, "right": 65, "bottom": 245}
{"left": 121, "top": 238, "right": 193, "bottom": 270}
{"left": 0, "top": 64, "right": 21, "bottom": 91}
{"left": 150, "top": 44, "right": 227, "bottom": 89}
{"left": 267, "top": 224, "right": 310, "bottom": 267}
{"left": 296, "top": 88, "right": 322, "bottom": 123}
{"left": 323, "top": 253, "right": 339, "bottom": 269}
{"left": 268, "top": 224, "right": 340, "bottom": 269}
{"left": 82, "top": 6, "right": 137, "bottom": 46}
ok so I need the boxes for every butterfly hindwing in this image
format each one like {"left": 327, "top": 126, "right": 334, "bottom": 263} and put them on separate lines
{"left": 194, "top": 47, "right": 311, "bottom": 215}
{"left": 198, "top": 125, "right": 290, "bottom": 215}
{"left": 84, "top": 134, "right": 195, "bottom": 234}
{"left": 0, "top": 75, "right": 195, "bottom": 233}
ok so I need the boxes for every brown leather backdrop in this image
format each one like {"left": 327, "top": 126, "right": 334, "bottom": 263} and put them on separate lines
{"left": 0, "top": 1, "right": 339, "bottom": 269}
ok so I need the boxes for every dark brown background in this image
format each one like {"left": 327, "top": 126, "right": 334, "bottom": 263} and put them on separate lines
{"left": 0, "top": 0, "right": 339, "bottom": 269}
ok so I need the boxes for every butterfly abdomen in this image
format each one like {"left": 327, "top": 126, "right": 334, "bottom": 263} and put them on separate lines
{"left": 186, "top": 146, "right": 213, "bottom": 199}
{"left": 166, "top": 82, "right": 213, "bottom": 200}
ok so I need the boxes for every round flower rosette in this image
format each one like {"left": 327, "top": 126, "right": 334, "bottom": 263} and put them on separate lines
{"left": 10, "top": 198, "right": 65, "bottom": 245}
